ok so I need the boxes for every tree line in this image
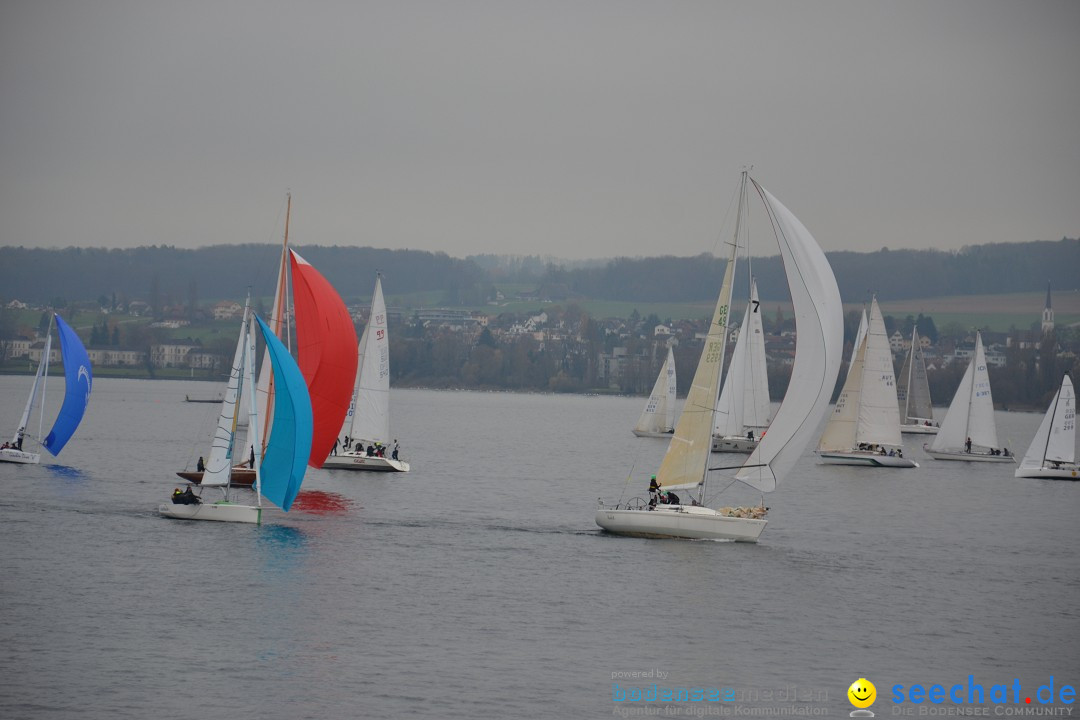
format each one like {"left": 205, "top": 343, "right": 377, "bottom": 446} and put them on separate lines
{"left": 1, "top": 237, "right": 1076, "bottom": 308}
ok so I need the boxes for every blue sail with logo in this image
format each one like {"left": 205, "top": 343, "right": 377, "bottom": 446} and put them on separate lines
{"left": 255, "top": 315, "right": 313, "bottom": 511}
{"left": 43, "top": 314, "right": 93, "bottom": 456}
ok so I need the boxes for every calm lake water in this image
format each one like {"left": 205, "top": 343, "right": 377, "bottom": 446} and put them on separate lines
{"left": 1, "top": 376, "right": 1078, "bottom": 718}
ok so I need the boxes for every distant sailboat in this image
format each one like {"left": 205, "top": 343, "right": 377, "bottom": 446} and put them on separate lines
{"left": 925, "top": 331, "right": 1014, "bottom": 463}
{"left": 1015, "top": 373, "right": 1077, "bottom": 480}
{"left": 160, "top": 304, "right": 313, "bottom": 524}
{"left": 897, "top": 327, "right": 938, "bottom": 434}
{"left": 632, "top": 346, "right": 677, "bottom": 437}
{"left": 1, "top": 314, "right": 92, "bottom": 465}
{"left": 817, "top": 297, "right": 917, "bottom": 467}
{"left": 324, "top": 274, "right": 410, "bottom": 472}
{"left": 712, "top": 277, "right": 771, "bottom": 453}
{"left": 596, "top": 171, "right": 843, "bottom": 542}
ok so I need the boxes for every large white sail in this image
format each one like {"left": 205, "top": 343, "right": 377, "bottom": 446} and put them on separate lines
{"left": 897, "top": 327, "right": 934, "bottom": 424}
{"left": 714, "top": 278, "right": 770, "bottom": 438}
{"left": 737, "top": 180, "right": 844, "bottom": 493}
{"left": 932, "top": 332, "right": 998, "bottom": 452}
{"left": 202, "top": 305, "right": 250, "bottom": 487}
{"left": 634, "top": 347, "right": 676, "bottom": 435}
{"left": 1018, "top": 374, "right": 1075, "bottom": 471}
{"left": 346, "top": 275, "right": 392, "bottom": 444}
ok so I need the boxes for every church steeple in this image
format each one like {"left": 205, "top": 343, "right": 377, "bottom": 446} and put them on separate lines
{"left": 1042, "top": 281, "right": 1054, "bottom": 334}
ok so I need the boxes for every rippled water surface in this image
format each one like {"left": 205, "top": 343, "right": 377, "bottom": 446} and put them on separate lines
{"left": 1, "top": 377, "right": 1077, "bottom": 718}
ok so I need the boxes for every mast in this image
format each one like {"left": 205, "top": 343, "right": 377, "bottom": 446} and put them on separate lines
{"left": 963, "top": 332, "right": 979, "bottom": 445}
{"left": 697, "top": 171, "right": 748, "bottom": 502}
{"left": 259, "top": 193, "right": 293, "bottom": 454}
{"left": 244, "top": 310, "right": 262, "bottom": 508}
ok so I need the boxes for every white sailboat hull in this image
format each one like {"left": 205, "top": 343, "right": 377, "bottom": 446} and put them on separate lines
{"left": 595, "top": 505, "right": 767, "bottom": 542}
{"left": 0, "top": 448, "right": 40, "bottom": 464}
{"left": 158, "top": 502, "right": 263, "bottom": 524}
{"left": 323, "top": 452, "right": 410, "bottom": 472}
{"left": 632, "top": 429, "right": 674, "bottom": 438}
{"left": 1014, "top": 464, "right": 1080, "bottom": 480}
{"left": 818, "top": 450, "right": 918, "bottom": 468}
{"left": 711, "top": 435, "right": 759, "bottom": 453}
{"left": 923, "top": 446, "right": 1016, "bottom": 463}
{"left": 900, "top": 423, "right": 938, "bottom": 435}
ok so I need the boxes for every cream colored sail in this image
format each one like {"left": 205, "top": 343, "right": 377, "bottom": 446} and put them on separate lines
{"left": 656, "top": 240, "right": 737, "bottom": 491}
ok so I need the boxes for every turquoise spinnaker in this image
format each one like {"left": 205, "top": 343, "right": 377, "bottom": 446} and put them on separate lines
{"left": 43, "top": 314, "right": 92, "bottom": 456}
{"left": 255, "top": 315, "right": 313, "bottom": 511}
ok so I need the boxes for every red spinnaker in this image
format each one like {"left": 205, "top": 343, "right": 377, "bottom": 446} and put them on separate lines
{"left": 289, "top": 250, "right": 358, "bottom": 468}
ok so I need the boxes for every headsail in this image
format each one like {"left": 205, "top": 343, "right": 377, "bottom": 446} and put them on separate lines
{"left": 42, "top": 314, "right": 92, "bottom": 456}
{"left": 254, "top": 315, "right": 313, "bottom": 512}
{"left": 736, "top": 180, "right": 843, "bottom": 492}
{"left": 290, "top": 250, "right": 359, "bottom": 467}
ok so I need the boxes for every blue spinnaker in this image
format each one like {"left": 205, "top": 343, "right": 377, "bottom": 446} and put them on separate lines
{"left": 43, "top": 314, "right": 92, "bottom": 456}
{"left": 255, "top": 315, "right": 313, "bottom": 511}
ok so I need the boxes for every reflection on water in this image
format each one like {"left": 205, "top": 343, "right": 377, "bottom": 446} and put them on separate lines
{"left": 257, "top": 523, "right": 309, "bottom": 551}
{"left": 291, "top": 489, "right": 352, "bottom": 515}
{"left": 45, "top": 464, "right": 89, "bottom": 483}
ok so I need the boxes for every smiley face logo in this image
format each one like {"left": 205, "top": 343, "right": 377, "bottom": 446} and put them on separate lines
{"left": 847, "top": 678, "right": 876, "bottom": 709}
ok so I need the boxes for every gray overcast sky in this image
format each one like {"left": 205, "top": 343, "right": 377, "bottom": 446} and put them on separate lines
{"left": 1, "top": 0, "right": 1078, "bottom": 260}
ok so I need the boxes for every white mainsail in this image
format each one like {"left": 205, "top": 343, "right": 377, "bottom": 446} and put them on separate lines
{"left": 1017, "top": 374, "right": 1075, "bottom": 472}
{"left": 345, "top": 275, "right": 392, "bottom": 444}
{"left": 202, "top": 304, "right": 250, "bottom": 487}
{"left": 736, "top": 180, "right": 844, "bottom": 493}
{"left": 897, "top": 327, "right": 934, "bottom": 424}
{"left": 634, "top": 347, "right": 677, "bottom": 435}
{"left": 931, "top": 331, "right": 999, "bottom": 452}
{"left": 714, "top": 278, "right": 771, "bottom": 438}
{"left": 12, "top": 327, "right": 52, "bottom": 446}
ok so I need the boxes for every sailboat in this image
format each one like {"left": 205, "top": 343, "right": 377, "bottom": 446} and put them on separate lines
{"left": 1015, "top": 373, "right": 1077, "bottom": 479}
{"left": 323, "top": 274, "right": 410, "bottom": 472}
{"left": 1, "top": 314, "right": 92, "bottom": 465}
{"left": 817, "top": 297, "right": 917, "bottom": 467}
{"left": 632, "top": 346, "right": 677, "bottom": 437}
{"left": 711, "top": 277, "right": 771, "bottom": 453}
{"left": 160, "top": 303, "right": 313, "bottom": 524}
{"left": 177, "top": 198, "right": 356, "bottom": 484}
{"left": 925, "top": 331, "right": 1013, "bottom": 463}
{"left": 897, "top": 327, "right": 938, "bottom": 434}
{"left": 596, "top": 171, "right": 843, "bottom": 542}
